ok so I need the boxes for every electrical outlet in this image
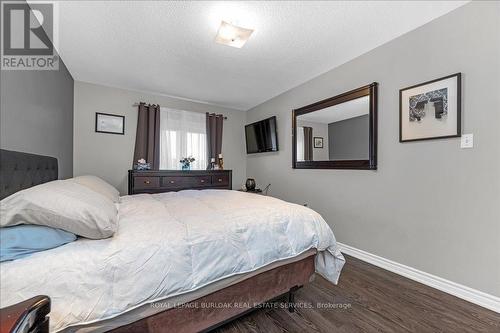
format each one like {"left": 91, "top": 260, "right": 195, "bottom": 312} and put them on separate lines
{"left": 461, "top": 134, "right": 473, "bottom": 148}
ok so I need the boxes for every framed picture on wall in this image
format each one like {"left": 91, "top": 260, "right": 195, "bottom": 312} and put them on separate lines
{"left": 313, "top": 137, "right": 324, "bottom": 148}
{"left": 95, "top": 112, "right": 125, "bottom": 135}
{"left": 399, "top": 73, "right": 461, "bottom": 142}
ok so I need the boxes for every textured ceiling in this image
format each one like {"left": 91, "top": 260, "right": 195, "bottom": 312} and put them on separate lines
{"left": 57, "top": 1, "right": 468, "bottom": 110}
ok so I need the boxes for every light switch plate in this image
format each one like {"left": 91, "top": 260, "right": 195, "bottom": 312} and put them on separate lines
{"left": 461, "top": 134, "right": 473, "bottom": 148}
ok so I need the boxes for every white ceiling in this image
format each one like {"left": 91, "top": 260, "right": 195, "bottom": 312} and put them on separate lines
{"left": 298, "top": 96, "right": 369, "bottom": 124}
{"left": 57, "top": 1, "right": 468, "bottom": 111}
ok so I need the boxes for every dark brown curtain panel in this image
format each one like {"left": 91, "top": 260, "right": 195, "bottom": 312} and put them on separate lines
{"left": 133, "top": 103, "right": 160, "bottom": 169}
{"left": 303, "top": 126, "right": 313, "bottom": 161}
{"left": 206, "top": 113, "right": 224, "bottom": 169}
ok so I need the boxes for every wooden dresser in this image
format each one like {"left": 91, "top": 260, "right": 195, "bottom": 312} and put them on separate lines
{"left": 128, "top": 170, "right": 232, "bottom": 195}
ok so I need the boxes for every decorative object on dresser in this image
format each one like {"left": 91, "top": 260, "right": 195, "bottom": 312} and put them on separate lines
{"left": 95, "top": 112, "right": 125, "bottom": 135}
{"left": 134, "top": 158, "right": 151, "bottom": 170}
{"left": 218, "top": 153, "right": 224, "bottom": 170}
{"left": 208, "top": 153, "right": 224, "bottom": 170}
{"left": 400, "top": 73, "right": 461, "bottom": 142}
{"left": 179, "top": 156, "right": 195, "bottom": 170}
{"left": 128, "top": 169, "right": 232, "bottom": 195}
{"left": 209, "top": 157, "right": 216, "bottom": 170}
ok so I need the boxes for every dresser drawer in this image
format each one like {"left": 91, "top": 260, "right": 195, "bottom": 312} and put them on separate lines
{"left": 191, "top": 176, "right": 211, "bottom": 187}
{"left": 161, "top": 176, "right": 185, "bottom": 188}
{"left": 134, "top": 176, "right": 160, "bottom": 190}
{"left": 162, "top": 176, "right": 211, "bottom": 188}
{"left": 212, "top": 174, "right": 229, "bottom": 186}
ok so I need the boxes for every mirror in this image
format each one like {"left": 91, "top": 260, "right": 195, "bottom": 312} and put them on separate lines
{"left": 292, "top": 83, "right": 377, "bottom": 170}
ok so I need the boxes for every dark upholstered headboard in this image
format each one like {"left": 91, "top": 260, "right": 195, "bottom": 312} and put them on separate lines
{"left": 0, "top": 149, "right": 58, "bottom": 200}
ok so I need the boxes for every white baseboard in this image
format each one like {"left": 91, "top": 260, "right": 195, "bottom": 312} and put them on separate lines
{"left": 337, "top": 242, "right": 500, "bottom": 313}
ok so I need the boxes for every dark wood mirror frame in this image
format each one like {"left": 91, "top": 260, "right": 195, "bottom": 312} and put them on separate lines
{"left": 292, "top": 82, "right": 378, "bottom": 170}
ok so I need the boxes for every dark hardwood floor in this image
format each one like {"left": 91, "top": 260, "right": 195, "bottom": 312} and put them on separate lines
{"left": 214, "top": 255, "right": 500, "bottom": 333}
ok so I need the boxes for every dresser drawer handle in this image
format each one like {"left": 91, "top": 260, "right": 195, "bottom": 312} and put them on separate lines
{"left": 218, "top": 178, "right": 223, "bottom": 182}
{"left": 144, "top": 180, "right": 151, "bottom": 184}
{"left": 200, "top": 179, "right": 205, "bottom": 183}
{"left": 170, "top": 180, "right": 175, "bottom": 184}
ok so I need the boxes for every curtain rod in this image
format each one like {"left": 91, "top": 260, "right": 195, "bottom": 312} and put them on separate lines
{"left": 132, "top": 103, "right": 228, "bottom": 120}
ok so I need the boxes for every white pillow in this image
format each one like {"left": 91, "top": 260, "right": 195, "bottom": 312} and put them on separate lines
{"left": 71, "top": 175, "right": 120, "bottom": 203}
{"left": 0, "top": 180, "right": 118, "bottom": 239}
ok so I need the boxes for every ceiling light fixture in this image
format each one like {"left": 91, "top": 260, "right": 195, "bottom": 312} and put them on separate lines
{"left": 215, "top": 21, "right": 254, "bottom": 48}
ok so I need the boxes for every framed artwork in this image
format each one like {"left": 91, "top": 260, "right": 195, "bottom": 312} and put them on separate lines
{"left": 95, "top": 112, "right": 125, "bottom": 135}
{"left": 399, "top": 73, "right": 461, "bottom": 142}
{"left": 313, "top": 137, "right": 324, "bottom": 148}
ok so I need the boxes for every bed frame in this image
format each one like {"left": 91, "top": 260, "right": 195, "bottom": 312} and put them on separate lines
{"left": 0, "top": 149, "right": 316, "bottom": 333}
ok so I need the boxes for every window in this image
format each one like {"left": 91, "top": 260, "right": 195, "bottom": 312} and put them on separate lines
{"left": 296, "top": 126, "right": 304, "bottom": 161}
{"left": 159, "top": 108, "right": 206, "bottom": 170}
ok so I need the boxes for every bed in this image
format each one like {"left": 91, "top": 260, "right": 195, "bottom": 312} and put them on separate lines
{"left": 0, "top": 149, "right": 345, "bottom": 333}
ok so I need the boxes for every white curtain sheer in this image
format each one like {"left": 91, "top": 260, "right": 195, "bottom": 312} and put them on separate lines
{"left": 159, "top": 108, "right": 207, "bottom": 170}
{"left": 296, "top": 126, "right": 304, "bottom": 161}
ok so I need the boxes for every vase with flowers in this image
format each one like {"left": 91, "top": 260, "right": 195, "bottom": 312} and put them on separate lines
{"left": 180, "top": 156, "right": 195, "bottom": 171}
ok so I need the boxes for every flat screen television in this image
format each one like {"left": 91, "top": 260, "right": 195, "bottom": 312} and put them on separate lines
{"left": 245, "top": 116, "right": 279, "bottom": 154}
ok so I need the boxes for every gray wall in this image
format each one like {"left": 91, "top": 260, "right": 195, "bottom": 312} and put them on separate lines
{"left": 246, "top": 2, "right": 500, "bottom": 297}
{"left": 328, "top": 115, "right": 369, "bottom": 160}
{"left": 73, "top": 81, "right": 247, "bottom": 194}
{"left": 0, "top": 48, "right": 74, "bottom": 179}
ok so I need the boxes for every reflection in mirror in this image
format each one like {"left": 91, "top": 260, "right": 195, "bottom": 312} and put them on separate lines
{"left": 296, "top": 96, "right": 369, "bottom": 161}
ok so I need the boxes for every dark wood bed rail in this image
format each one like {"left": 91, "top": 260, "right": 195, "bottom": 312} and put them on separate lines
{"left": 110, "top": 254, "right": 315, "bottom": 333}
{"left": 0, "top": 295, "right": 50, "bottom": 333}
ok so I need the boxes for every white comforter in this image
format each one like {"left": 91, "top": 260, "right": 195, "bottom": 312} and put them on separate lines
{"left": 0, "top": 190, "right": 345, "bottom": 332}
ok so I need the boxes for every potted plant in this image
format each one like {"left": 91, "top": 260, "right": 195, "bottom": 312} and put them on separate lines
{"left": 180, "top": 156, "right": 195, "bottom": 170}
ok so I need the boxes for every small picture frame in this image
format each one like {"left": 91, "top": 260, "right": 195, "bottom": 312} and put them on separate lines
{"left": 399, "top": 73, "right": 461, "bottom": 142}
{"left": 313, "top": 137, "right": 324, "bottom": 148}
{"left": 95, "top": 112, "right": 125, "bottom": 135}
